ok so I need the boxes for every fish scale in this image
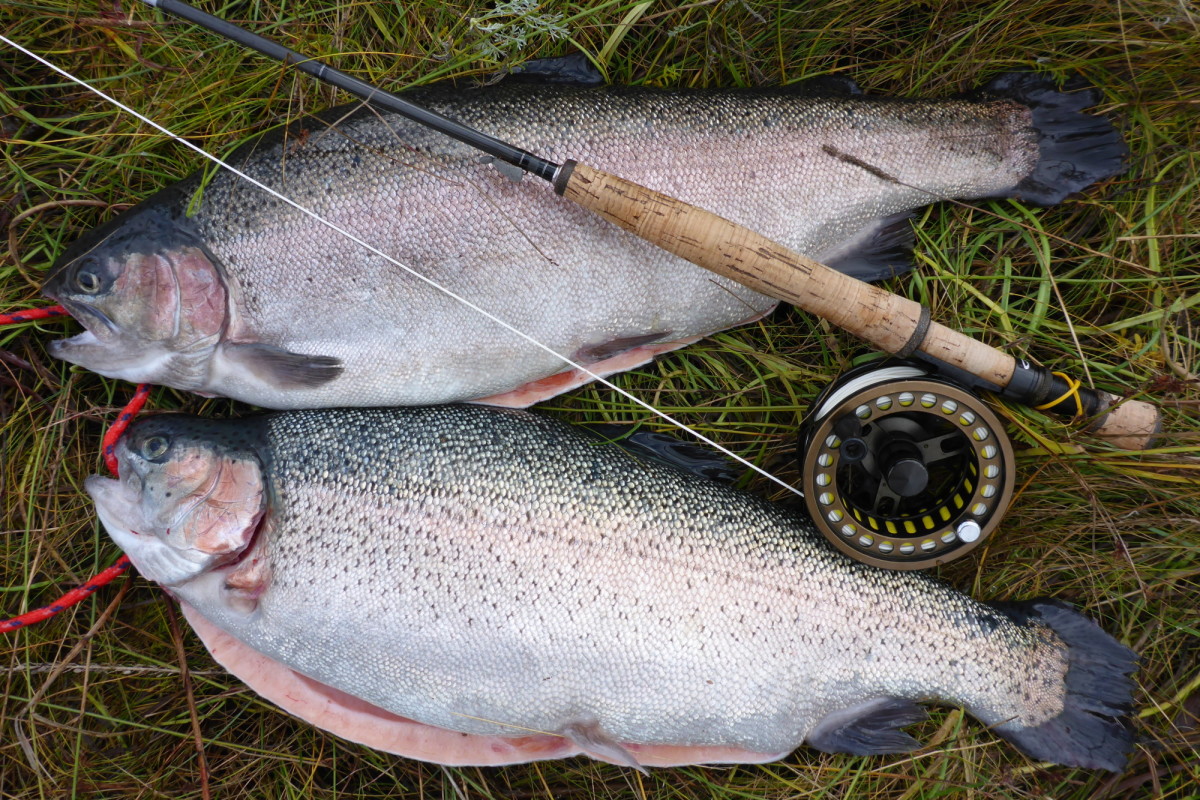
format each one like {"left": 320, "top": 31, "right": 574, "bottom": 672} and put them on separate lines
{"left": 86, "top": 406, "right": 1134, "bottom": 768}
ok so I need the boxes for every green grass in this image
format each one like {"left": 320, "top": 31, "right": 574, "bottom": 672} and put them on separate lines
{"left": 2, "top": 0, "right": 1198, "bottom": 798}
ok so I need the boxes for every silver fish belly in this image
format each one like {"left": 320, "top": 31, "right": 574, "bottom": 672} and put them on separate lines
{"left": 45, "top": 73, "right": 1124, "bottom": 408}
{"left": 85, "top": 406, "right": 1136, "bottom": 770}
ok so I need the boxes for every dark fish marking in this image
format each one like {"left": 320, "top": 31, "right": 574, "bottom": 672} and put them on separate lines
{"left": 822, "top": 144, "right": 901, "bottom": 185}
{"left": 223, "top": 342, "right": 343, "bottom": 388}
{"left": 573, "top": 332, "right": 668, "bottom": 364}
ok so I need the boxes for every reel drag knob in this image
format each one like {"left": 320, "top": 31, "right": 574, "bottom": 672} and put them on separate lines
{"left": 799, "top": 362, "right": 1015, "bottom": 569}
{"left": 884, "top": 456, "right": 927, "bottom": 497}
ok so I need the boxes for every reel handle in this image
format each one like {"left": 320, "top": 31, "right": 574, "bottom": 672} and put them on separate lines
{"left": 555, "top": 160, "right": 1160, "bottom": 451}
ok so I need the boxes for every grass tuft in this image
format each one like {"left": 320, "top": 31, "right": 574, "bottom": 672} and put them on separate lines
{"left": 2, "top": 1, "right": 1198, "bottom": 798}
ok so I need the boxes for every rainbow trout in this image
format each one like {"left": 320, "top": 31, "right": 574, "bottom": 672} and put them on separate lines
{"left": 86, "top": 406, "right": 1136, "bottom": 770}
{"left": 46, "top": 69, "right": 1124, "bottom": 408}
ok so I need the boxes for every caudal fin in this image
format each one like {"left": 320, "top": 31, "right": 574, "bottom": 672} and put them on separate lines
{"left": 989, "top": 599, "right": 1137, "bottom": 771}
{"left": 977, "top": 72, "right": 1128, "bottom": 206}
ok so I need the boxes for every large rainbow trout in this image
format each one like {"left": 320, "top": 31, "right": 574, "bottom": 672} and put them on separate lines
{"left": 86, "top": 406, "right": 1135, "bottom": 770}
{"left": 46, "top": 68, "right": 1124, "bottom": 408}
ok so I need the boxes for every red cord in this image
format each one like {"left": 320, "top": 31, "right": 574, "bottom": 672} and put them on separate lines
{"left": 0, "top": 556, "right": 132, "bottom": 633}
{"left": 0, "top": 304, "right": 69, "bottom": 324}
{"left": 3, "top": 301, "right": 149, "bottom": 633}
{"left": 102, "top": 383, "right": 152, "bottom": 476}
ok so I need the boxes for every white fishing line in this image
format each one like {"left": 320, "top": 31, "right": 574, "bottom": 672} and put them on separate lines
{"left": 3, "top": 36, "right": 805, "bottom": 498}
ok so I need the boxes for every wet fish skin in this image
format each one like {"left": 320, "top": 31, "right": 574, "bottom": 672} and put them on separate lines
{"left": 86, "top": 406, "right": 1136, "bottom": 770}
{"left": 46, "top": 72, "right": 1125, "bottom": 408}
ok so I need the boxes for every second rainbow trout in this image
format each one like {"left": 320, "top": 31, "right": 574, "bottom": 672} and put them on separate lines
{"left": 85, "top": 406, "right": 1136, "bottom": 770}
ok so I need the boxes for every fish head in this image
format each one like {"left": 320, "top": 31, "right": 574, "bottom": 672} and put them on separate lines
{"left": 85, "top": 414, "right": 267, "bottom": 587}
{"left": 44, "top": 197, "right": 228, "bottom": 388}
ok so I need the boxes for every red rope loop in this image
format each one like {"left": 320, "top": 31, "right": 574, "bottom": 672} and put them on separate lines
{"left": 3, "top": 301, "right": 148, "bottom": 633}
{"left": 0, "top": 556, "right": 132, "bottom": 633}
{"left": 103, "top": 383, "right": 153, "bottom": 475}
{"left": 0, "top": 304, "right": 69, "bottom": 325}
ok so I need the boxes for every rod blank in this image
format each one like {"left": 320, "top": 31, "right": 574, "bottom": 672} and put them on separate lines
{"left": 142, "top": 0, "right": 560, "bottom": 181}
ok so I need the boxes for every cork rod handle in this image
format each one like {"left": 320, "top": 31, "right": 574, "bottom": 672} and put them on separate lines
{"left": 555, "top": 160, "right": 1159, "bottom": 450}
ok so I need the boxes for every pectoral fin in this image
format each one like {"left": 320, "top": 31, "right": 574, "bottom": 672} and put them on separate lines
{"left": 807, "top": 697, "right": 928, "bottom": 755}
{"left": 221, "top": 342, "right": 343, "bottom": 389}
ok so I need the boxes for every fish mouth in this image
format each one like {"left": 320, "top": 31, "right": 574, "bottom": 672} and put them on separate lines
{"left": 47, "top": 297, "right": 118, "bottom": 343}
{"left": 85, "top": 473, "right": 146, "bottom": 542}
{"left": 85, "top": 473, "right": 134, "bottom": 508}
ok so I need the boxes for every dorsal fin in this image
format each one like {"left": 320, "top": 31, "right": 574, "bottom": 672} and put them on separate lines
{"left": 779, "top": 74, "right": 863, "bottom": 96}
{"left": 581, "top": 424, "right": 741, "bottom": 483}
{"left": 507, "top": 52, "right": 605, "bottom": 86}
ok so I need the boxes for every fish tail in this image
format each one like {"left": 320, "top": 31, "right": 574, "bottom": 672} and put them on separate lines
{"left": 987, "top": 599, "right": 1137, "bottom": 771}
{"left": 978, "top": 72, "right": 1128, "bottom": 205}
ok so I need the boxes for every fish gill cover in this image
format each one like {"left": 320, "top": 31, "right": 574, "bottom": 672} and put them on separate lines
{"left": 1, "top": 1, "right": 1197, "bottom": 799}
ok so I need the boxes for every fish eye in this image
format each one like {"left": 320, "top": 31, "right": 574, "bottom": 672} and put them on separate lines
{"left": 140, "top": 435, "right": 171, "bottom": 461}
{"left": 74, "top": 259, "right": 102, "bottom": 294}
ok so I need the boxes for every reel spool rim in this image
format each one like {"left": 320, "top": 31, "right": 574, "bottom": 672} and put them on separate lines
{"left": 801, "top": 372, "right": 1016, "bottom": 570}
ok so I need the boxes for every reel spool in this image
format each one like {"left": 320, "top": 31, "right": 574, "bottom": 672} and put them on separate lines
{"left": 799, "top": 361, "right": 1015, "bottom": 569}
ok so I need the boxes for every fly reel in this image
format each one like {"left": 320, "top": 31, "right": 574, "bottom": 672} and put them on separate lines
{"left": 799, "top": 361, "right": 1015, "bottom": 569}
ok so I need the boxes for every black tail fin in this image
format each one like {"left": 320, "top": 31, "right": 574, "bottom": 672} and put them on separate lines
{"left": 989, "top": 599, "right": 1137, "bottom": 771}
{"left": 977, "top": 72, "right": 1128, "bottom": 206}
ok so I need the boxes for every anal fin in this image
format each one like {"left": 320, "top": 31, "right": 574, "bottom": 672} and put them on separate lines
{"left": 221, "top": 342, "right": 343, "bottom": 389}
{"left": 473, "top": 304, "right": 777, "bottom": 409}
{"left": 472, "top": 334, "right": 703, "bottom": 408}
{"left": 807, "top": 697, "right": 928, "bottom": 755}
{"left": 826, "top": 212, "right": 916, "bottom": 282}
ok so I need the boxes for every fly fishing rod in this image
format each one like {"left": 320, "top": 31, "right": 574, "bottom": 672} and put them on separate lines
{"left": 142, "top": 0, "right": 1159, "bottom": 451}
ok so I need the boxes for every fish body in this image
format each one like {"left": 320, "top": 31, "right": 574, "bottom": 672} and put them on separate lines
{"left": 47, "top": 72, "right": 1124, "bottom": 408}
{"left": 86, "top": 406, "right": 1135, "bottom": 770}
